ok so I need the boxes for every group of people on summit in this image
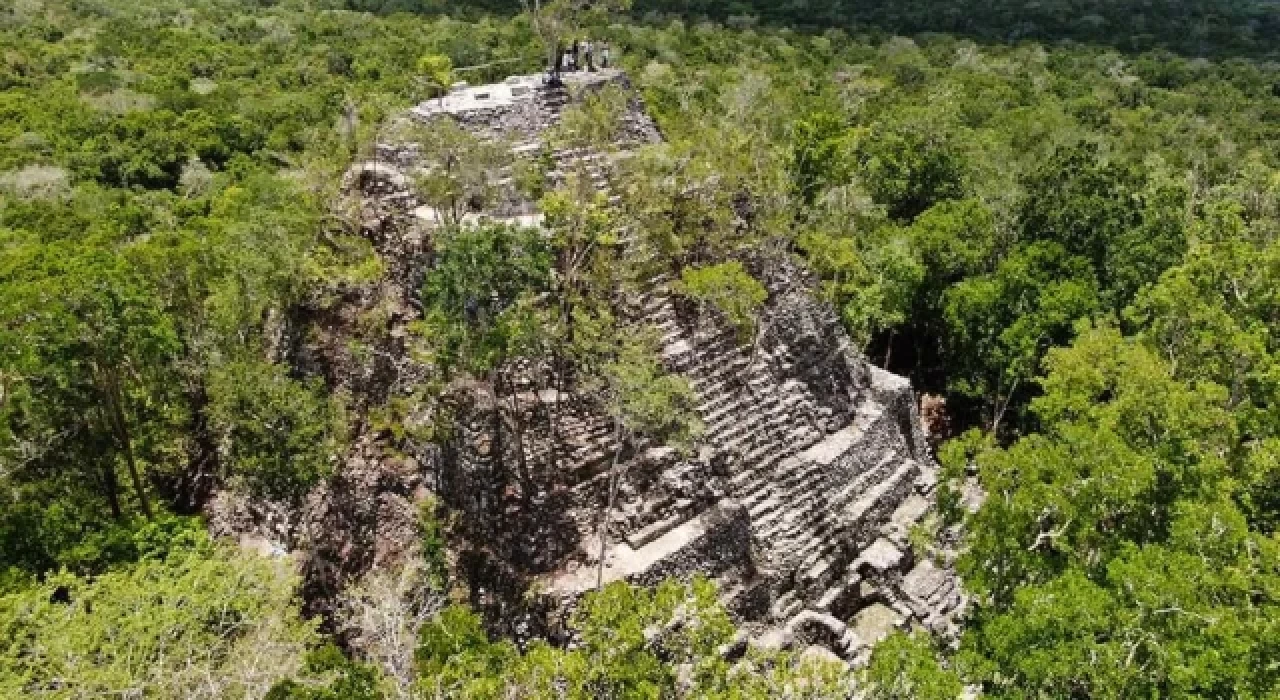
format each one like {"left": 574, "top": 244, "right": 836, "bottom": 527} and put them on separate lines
{"left": 555, "top": 38, "right": 611, "bottom": 76}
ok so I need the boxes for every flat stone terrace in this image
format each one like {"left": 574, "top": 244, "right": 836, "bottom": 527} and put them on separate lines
{"left": 411, "top": 70, "right": 628, "bottom": 120}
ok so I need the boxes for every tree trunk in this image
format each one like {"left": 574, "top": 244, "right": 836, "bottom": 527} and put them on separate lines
{"left": 544, "top": 354, "right": 564, "bottom": 476}
{"left": 102, "top": 368, "right": 152, "bottom": 520}
{"left": 498, "top": 369, "right": 534, "bottom": 494}
{"left": 596, "top": 420, "right": 626, "bottom": 590}
{"left": 989, "top": 374, "right": 1020, "bottom": 438}
{"left": 101, "top": 462, "right": 124, "bottom": 519}
{"left": 487, "top": 370, "right": 508, "bottom": 488}
{"left": 92, "top": 406, "right": 124, "bottom": 520}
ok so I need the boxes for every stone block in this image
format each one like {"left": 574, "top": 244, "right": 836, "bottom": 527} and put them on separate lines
{"left": 856, "top": 538, "right": 904, "bottom": 574}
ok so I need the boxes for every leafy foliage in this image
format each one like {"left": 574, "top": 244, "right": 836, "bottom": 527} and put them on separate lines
{"left": 676, "top": 261, "right": 768, "bottom": 342}
{"left": 862, "top": 631, "right": 964, "bottom": 700}
{"left": 4, "top": 1, "right": 1280, "bottom": 696}
{"left": 207, "top": 359, "right": 346, "bottom": 504}
{"left": 412, "top": 578, "right": 850, "bottom": 699}
{"left": 0, "top": 531, "right": 319, "bottom": 699}
{"left": 954, "top": 324, "right": 1280, "bottom": 696}
{"left": 266, "top": 645, "right": 386, "bottom": 700}
{"left": 421, "top": 223, "right": 554, "bottom": 376}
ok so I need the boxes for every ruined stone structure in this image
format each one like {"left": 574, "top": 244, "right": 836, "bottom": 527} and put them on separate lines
{"left": 538, "top": 273, "right": 967, "bottom": 663}
{"left": 322, "top": 69, "right": 967, "bottom": 662}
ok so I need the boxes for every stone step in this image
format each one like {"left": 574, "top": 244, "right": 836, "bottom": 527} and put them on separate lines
{"left": 802, "top": 554, "right": 838, "bottom": 590}
{"left": 789, "top": 538, "right": 829, "bottom": 575}
{"left": 815, "top": 577, "right": 856, "bottom": 613}
{"left": 754, "top": 507, "right": 792, "bottom": 534}
{"left": 720, "top": 428, "right": 764, "bottom": 456}
{"left": 846, "top": 459, "right": 922, "bottom": 534}
{"left": 699, "top": 389, "right": 749, "bottom": 421}
{"left": 685, "top": 345, "right": 751, "bottom": 374}
{"left": 739, "top": 485, "right": 776, "bottom": 511}
{"left": 689, "top": 355, "right": 752, "bottom": 385}
{"left": 748, "top": 496, "right": 783, "bottom": 521}
{"left": 730, "top": 462, "right": 767, "bottom": 488}
{"left": 706, "top": 392, "right": 781, "bottom": 427}
{"left": 774, "top": 458, "right": 823, "bottom": 489}
{"left": 733, "top": 472, "right": 783, "bottom": 504}
{"left": 771, "top": 590, "right": 802, "bottom": 620}
{"left": 736, "top": 461, "right": 788, "bottom": 495}
{"left": 831, "top": 451, "right": 900, "bottom": 509}
{"left": 624, "top": 511, "right": 690, "bottom": 549}
{"left": 707, "top": 408, "right": 771, "bottom": 447}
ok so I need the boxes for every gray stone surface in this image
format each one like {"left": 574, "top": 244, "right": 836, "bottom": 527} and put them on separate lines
{"left": 551, "top": 500, "right": 752, "bottom": 593}
{"left": 850, "top": 603, "right": 904, "bottom": 650}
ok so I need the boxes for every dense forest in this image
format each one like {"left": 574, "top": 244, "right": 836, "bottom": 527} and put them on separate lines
{"left": 2, "top": 0, "right": 1279, "bottom": 697}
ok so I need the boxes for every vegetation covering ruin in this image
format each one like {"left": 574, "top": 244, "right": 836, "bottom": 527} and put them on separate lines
{"left": 2, "top": 0, "right": 1279, "bottom": 697}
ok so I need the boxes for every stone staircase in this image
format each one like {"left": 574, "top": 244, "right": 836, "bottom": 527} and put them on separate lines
{"left": 622, "top": 288, "right": 953, "bottom": 634}
{"left": 529, "top": 78, "right": 964, "bottom": 656}
{"left": 407, "top": 71, "right": 966, "bottom": 659}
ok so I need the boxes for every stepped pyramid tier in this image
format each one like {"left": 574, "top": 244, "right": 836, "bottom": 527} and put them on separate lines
{"left": 534, "top": 270, "right": 968, "bottom": 660}
{"left": 334, "top": 70, "right": 967, "bottom": 659}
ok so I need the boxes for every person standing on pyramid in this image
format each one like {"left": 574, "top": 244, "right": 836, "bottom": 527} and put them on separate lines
{"left": 600, "top": 40, "right": 611, "bottom": 69}
{"left": 583, "top": 38, "right": 594, "bottom": 72}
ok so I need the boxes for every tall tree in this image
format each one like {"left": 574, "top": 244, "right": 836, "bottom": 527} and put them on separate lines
{"left": 592, "top": 330, "right": 702, "bottom": 589}
{"left": 420, "top": 223, "right": 554, "bottom": 491}
{"left": 410, "top": 120, "right": 511, "bottom": 227}
{"left": 1, "top": 244, "right": 179, "bottom": 522}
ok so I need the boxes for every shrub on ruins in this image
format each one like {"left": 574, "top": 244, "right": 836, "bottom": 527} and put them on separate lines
{"left": 791, "top": 119, "right": 969, "bottom": 362}
{"left": 675, "top": 261, "right": 768, "bottom": 343}
{"left": 421, "top": 222, "right": 554, "bottom": 375}
{"left": 617, "top": 141, "right": 749, "bottom": 270}
{"left": 799, "top": 217, "right": 925, "bottom": 357}
{"left": 417, "top": 54, "right": 454, "bottom": 101}
{"left": 0, "top": 529, "right": 319, "bottom": 699}
{"left": 586, "top": 330, "right": 705, "bottom": 585}
{"left": 412, "top": 578, "right": 853, "bottom": 698}
{"left": 552, "top": 85, "right": 631, "bottom": 155}
{"left": 597, "top": 329, "right": 703, "bottom": 451}
{"left": 207, "top": 359, "right": 346, "bottom": 504}
{"left": 409, "top": 119, "right": 512, "bottom": 226}
{"left": 420, "top": 222, "right": 556, "bottom": 487}
{"left": 541, "top": 184, "right": 620, "bottom": 298}
{"left": 862, "top": 631, "right": 964, "bottom": 700}
{"left": 333, "top": 552, "right": 448, "bottom": 697}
